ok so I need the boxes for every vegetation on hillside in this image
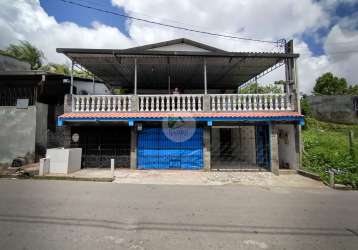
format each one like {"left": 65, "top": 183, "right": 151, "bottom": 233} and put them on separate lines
{"left": 302, "top": 117, "right": 358, "bottom": 188}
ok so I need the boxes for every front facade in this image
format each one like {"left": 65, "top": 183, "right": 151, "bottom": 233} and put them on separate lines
{"left": 57, "top": 38, "right": 303, "bottom": 174}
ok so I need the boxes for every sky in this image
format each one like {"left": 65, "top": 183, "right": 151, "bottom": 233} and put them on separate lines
{"left": 1, "top": 0, "right": 358, "bottom": 93}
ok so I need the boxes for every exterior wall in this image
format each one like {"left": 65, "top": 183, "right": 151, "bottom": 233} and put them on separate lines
{"left": 238, "top": 126, "right": 256, "bottom": 164}
{"left": 35, "top": 102, "right": 48, "bottom": 158}
{"left": 130, "top": 126, "right": 137, "bottom": 169}
{"left": 276, "top": 124, "right": 299, "bottom": 170}
{"left": 307, "top": 95, "right": 358, "bottom": 124}
{"left": 74, "top": 80, "right": 110, "bottom": 95}
{"left": 0, "top": 106, "right": 37, "bottom": 165}
{"left": 47, "top": 105, "right": 65, "bottom": 148}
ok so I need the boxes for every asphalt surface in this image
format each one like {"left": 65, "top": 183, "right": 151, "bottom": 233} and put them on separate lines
{"left": 0, "top": 179, "right": 357, "bottom": 250}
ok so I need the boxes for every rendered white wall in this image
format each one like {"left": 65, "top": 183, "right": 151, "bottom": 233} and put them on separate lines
{"left": 276, "top": 124, "right": 298, "bottom": 169}
{"left": 0, "top": 106, "right": 37, "bottom": 165}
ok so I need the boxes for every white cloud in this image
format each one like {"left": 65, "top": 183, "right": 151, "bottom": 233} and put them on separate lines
{"left": 0, "top": 0, "right": 133, "bottom": 63}
{"left": 0, "top": 0, "right": 357, "bottom": 93}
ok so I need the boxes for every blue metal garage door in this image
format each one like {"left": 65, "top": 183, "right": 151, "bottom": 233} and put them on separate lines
{"left": 137, "top": 127, "right": 203, "bottom": 169}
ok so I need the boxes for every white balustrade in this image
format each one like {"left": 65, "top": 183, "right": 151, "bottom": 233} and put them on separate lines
{"left": 209, "top": 94, "right": 293, "bottom": 112}
{"left": 72, "top": 95, "right": 132, "bottom": 112}
{"left": 138, "top": 94, "right": 204, "bottom": 112}
{"left": 70, "top": 93, "right": 293, "bottom": 113}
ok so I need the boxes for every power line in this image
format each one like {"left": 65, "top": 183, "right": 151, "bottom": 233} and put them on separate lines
{"left": 56, "top": 0, "right": 278, "bottom": 44}
{"left": 68, "top": 0, "right": 275, "bottom": 42}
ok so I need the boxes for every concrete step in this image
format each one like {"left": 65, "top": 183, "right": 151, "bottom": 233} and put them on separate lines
{"left": 279, "top": 169, "right": 297, "bottom": 175}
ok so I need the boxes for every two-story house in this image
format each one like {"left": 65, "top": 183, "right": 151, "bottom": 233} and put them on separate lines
{"left": 57, "top": 38, "right": 303, "bottom": 174}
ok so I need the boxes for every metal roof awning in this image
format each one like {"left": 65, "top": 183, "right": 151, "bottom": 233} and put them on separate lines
{"left": 57, "top": 38, "right": 299, "bottom": 90}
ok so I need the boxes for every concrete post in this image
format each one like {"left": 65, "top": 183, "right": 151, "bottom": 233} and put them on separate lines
{"left": 203, "top": 127, "right": 211, "bottom": 171}
{"left": 270, "top": 125, "right": 280, "bottom": 176}
{"left": 111, "top": 159, "right": 115, "bottom": 178}
{"left": 63, "top": 126, "right": 71, "bottom": 148}
{"left": 39, "top": 158, "right": 50, "bottom": 176}
{"left": 329, "top": 170, "right": 335, "bottom": 188}
{"left": 130, "top": 126, "right": 137, "bottom": 169}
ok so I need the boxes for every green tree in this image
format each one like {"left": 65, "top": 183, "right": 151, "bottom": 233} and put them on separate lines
{"left": 313, "top": 72, "right": 348, "bottom": 95}
{"left": 4, "top": 41, "right": 44, "bottom": 70}
{"left": 238, "top": 83, "right": 282, "bottom": 94}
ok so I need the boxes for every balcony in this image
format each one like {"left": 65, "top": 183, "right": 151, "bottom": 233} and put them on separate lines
{"left": 68, "top": 93, "right": 295, "bottom": 113}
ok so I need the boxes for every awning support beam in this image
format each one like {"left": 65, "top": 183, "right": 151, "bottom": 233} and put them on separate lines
{"left": 134, "top": 58, "right": 138, "bottom": 95}
{"left": 204, "top": 58, "right": 207, "bottom": 94}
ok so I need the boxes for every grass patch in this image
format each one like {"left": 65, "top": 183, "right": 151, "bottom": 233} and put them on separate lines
{"left": 302, "top": 117, "right": 358, "bottom": 188}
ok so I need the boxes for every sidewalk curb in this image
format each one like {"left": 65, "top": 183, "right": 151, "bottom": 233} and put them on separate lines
{"left": 1, "top": 175, "right": 113, "bottom": 182}
{"left": 297, "top": 169, "right": 321, "bottom": 181}
{"left": 33, "top": 176, "right": 114, "bottom": 182}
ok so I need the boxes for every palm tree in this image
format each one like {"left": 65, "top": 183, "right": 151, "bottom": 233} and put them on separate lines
{"left": 5, "top": 41, "right": 44, "bottom": 70}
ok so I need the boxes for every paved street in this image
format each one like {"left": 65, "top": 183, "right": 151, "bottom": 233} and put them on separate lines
{"left": 0, "top": 179, "right": 357, "bottom": 250}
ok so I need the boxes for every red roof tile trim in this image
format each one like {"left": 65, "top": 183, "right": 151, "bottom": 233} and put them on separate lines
{"left": 60, "top": 112, "right": 302, "bottom": 119}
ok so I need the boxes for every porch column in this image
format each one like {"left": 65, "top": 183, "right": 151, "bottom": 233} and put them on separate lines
{"left": 203, "top": 127, "right": 211, "bottom": 171}
{"left": 134, "top": 58, "right": 138, "bottom": 95}
{"left": 70, "top": 60, "right": 74, "bottom": 94}
{"left": 269, "top": 124, "right": 279, "bottom": 175}
{"left": 130, "top": 126, "right": 137, "bottom": 169}
{"left": 203, "top": 58, "right": 210, "bottom": 111}
{"left": 203, "top": 58, "right": 207, "bottom": 94}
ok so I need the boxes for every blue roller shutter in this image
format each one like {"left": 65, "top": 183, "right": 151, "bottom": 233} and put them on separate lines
{"left": 137, "top": 127, "right": 203, "bottom": 169}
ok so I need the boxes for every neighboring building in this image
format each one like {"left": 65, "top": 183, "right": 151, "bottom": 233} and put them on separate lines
{"left": 57, "top": 38, "right": 303, "bottom": 174}
{"left": 0, "top": 70, "right": 70, "bottom": 165}
{"left": 0, "top": 56, "right": 108, "bottom": 166}
{"left": 307, "top": 95, "right": 358, "bottom": 124}
{"left": 0, "top": 53, "right": 31, "bottom": 71}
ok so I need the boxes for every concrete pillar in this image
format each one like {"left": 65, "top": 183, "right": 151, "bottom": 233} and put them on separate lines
{"left": 130, "top": 126, "right": 137, "bottom": 169}
{"left": 63, "top": 126, "right": 71, "bottom": 148}
{"left": 270, "top": 125, "right": 280, "bottom": 175}
{"left": 131, "top": 95, "right": 139, "bottom": 112}
{"left": 203, "top": 127, "right": 211, "bottom": 171}
{"left": 203, "top": 95, "right": 211, "bottom": 112}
